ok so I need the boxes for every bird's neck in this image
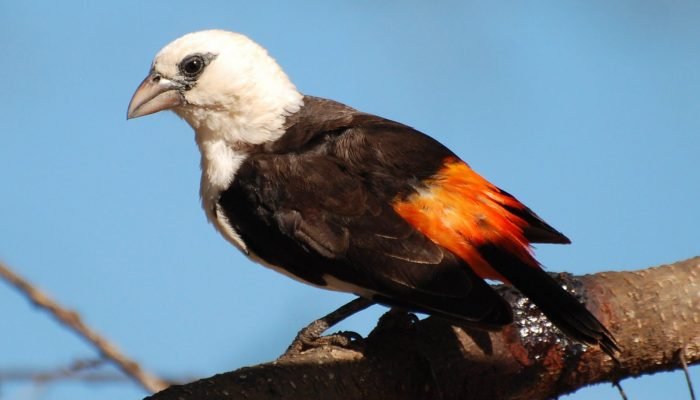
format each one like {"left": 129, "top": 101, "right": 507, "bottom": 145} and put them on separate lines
{"left": 188, "top": 91, "right": 305, "bottom": 221}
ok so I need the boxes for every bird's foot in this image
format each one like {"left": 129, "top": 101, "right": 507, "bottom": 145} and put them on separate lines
{"left": 283, "top": 327, "right": 365, "bottom": 358}
{"left": 280, "top": 297, "right": 373, "bottom": 359}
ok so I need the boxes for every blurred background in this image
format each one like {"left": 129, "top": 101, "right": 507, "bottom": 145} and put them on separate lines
{"left": 1, "top": 1, "right": 698, "bottom": 399}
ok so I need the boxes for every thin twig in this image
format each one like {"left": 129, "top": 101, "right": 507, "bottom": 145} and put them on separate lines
{"left": 0, "top": 358, "right": 113, "bottom": 384}
{"left": 1, "top": 371, "right": 127, "bottom": 383}
{"left": 33, "top": 358, "right": 106, "bottom": 383}
{"left": 0, "top": 260, "right": 168, "bottom": 393}
{"left": 0, "top": 363, "right": 128, "bottom": 384}
{"left": 0, "top": 361, "right": 192, "bottom": 386}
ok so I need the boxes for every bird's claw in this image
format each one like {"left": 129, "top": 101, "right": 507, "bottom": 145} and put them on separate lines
{"left": 282, "top": 328, "right": 365, "bottom": 359}
{"left": 279, "top": 298, "right": 374, "bottom": 359}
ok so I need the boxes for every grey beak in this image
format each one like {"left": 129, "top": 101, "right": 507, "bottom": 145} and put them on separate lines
{"left": 127, "top": 73, "right": 184, "bottom": 119}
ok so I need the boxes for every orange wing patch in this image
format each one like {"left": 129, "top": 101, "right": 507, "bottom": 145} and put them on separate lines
{"left": 393, "top": 157, "right": 539, "bottom": 282}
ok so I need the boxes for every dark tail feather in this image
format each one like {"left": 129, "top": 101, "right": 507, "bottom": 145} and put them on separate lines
{"left": 479, "top": 245, "right": 620, "bottom": 357}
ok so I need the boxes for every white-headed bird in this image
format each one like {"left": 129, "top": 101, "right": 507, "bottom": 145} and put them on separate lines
{"left": 128, "top": 30, "right": 618, "bottom": 356}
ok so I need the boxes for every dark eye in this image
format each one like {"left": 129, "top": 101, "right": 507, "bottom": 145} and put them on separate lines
{"left": 180, "top": 55, "right": 206, "bottom": 78}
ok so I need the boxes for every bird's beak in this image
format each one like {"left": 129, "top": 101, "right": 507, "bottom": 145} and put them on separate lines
{"left": 127, "top": 73, "right": 184, "bottom": 119}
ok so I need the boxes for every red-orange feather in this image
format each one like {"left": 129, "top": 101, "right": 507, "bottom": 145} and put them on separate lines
{"left": 393, "top": 157, "right": 539, "bottom": 282}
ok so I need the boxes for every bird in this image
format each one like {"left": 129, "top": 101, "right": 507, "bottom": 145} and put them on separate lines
{"left": 127, "top": 29, "right": 618, "bottom": 356}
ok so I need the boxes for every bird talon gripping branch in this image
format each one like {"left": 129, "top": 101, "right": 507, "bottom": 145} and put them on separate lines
{"left": 287, "top": 330, "right": 365, "bottom": 357}
{"left": 128, "top": 30, "right": 619, "bottom": 358}
{"left": 283, "top": 297, "right": 372, "bottom": 357}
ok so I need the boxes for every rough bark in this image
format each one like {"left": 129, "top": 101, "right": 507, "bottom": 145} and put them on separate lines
{"left": 146, "top": 257, "right": 700, "bottom": 400}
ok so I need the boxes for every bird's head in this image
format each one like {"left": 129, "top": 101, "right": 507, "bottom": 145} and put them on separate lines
{"left": 127, "top": 30, "right": 303, "bottom": 145}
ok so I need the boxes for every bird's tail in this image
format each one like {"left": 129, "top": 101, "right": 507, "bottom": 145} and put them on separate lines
{"left": 479, "top": 244, "right": 620, "bottom": 357}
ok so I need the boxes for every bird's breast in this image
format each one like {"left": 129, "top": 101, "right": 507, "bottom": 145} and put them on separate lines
{"left": 198, "top": 140, "right": 248, "bottom": 205}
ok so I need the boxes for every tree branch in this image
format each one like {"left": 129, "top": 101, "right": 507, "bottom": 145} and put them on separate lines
{"left": 147, "top": 257, "right": 700, "bottom": 400}
{"left": 0, "top": 260, "right": 169, "bottom": 393}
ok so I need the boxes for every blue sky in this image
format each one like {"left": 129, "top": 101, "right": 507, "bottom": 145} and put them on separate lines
{"left": 1, "top": 2, "right": 698, "bottom": 399}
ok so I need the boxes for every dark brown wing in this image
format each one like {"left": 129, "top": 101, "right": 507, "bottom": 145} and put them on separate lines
{"left": 268, "top": 96, "right": 571, "bottom": 247}
{"left": 219, "top": 152, "right": 512, "bottom": 327}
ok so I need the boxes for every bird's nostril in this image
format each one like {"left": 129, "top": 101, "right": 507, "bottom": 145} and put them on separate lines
{"left": 152, "top": 75, "right": 161, "bottom": 83}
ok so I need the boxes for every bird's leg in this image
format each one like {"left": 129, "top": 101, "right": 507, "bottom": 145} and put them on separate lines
{"left": 282, "top": 297, "right": 374, "bottom": 357}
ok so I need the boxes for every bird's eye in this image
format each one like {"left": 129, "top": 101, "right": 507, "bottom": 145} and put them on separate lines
{"left": 180, "top": 55, "right": 206, "bottom": 78}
